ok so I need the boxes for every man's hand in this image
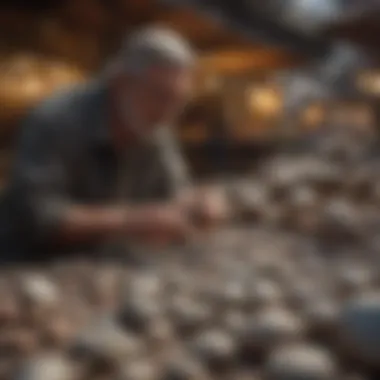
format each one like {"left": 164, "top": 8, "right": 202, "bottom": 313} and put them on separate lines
{"left": 177, "top": 186, "right": 232, "bottom": 230}
{"left": 56, "top": 203, "right": 195, "bottom": 248}
{"left": 124, "top": 204, "right": 195, "bottom": 246}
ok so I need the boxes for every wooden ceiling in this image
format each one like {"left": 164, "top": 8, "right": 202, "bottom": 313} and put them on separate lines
{"left": 324, "top": 11, "right": 380, "bottom": 56}
{"left": 0, "top": 0, "right": 305, "bottom": 73}
{"left": 3, "top": 0, "right": 380, "bottom": 54}
{"left": 117, "top": 1, "right": 302, "bottom": 73}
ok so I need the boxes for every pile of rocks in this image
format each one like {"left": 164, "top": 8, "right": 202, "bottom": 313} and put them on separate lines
{"left": 0, "top": 225, "right": 378, "bottom": 380}
{"left": 3, "top": 132, "right": 380, "bottom": 380}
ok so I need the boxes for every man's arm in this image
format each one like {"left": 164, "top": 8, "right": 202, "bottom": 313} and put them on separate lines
{"left": 154, "top": 128, "right": 230, "bottom": 227}
{"left": 9, "top": 108, "right": 130, "bottom": 246}
{"left": 10, "top": 111, "right": 191, "bottom": 248}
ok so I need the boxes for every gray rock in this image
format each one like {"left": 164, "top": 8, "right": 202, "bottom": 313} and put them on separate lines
{"left": 119, "top": 296, "right": 162, "bottom": 333}
{"left": 170, "top": 296, "right": 212, "bottom": 336}
{"left": 241, "top": 308, "right": 305, "bottom": 355}
{"left": 248, "top": 280, "right": 284, "bottom": 309}
{"left": 161, "top": 354, "right": 208, "bottom": 380}
{"left": 124, "top": 272, "right": 162, "bottom": 300}
{"left": 336, "top": 266, "right": 373, "bottom": 297}
{"left": 339, "top": 294, "right": 380, "bottom": 367}
{"left": 214, "top": 280, "right": 247, "bottom": 309}
{"left": 265, "top": 344, "right": 337, "bottom": 380}
{"left": 285, "top": 280, "right": 321, "bottom": 310}
{"left": 190, "top": 329, "right": 237, "bottom": 371}
{"left": 118, "top": 360, "right": 157, "bottom": 380}
{"left": 19, "top": 274, "right": 59, "bottom": 308}
{"left": 71, "top": 317, "right": 143, "bottom": 364}
{"left": 14, "top": 354, "right": 76, "bottom": 380}
{"left": 303, "top": 299, "right": 339, "bottom": 338}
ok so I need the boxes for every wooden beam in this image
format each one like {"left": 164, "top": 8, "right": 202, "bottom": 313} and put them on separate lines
{"left": 324, "top": 11, "right": 380, "bottom": 53}
{"left": 151, "top": 8, "right": 257, "bottom": 50}
{"left": 198, "top": 48, "right": 300, "bottom": 74}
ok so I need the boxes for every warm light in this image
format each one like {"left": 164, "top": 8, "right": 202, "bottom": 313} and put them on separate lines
{"left": 180, "top": 124, "right": 208, "bottom": 143}
{"left": 354, "top": 107, "right": 373, "bottom": 127}
{"left": 247, "top": 86, "right": 282, "bottom": 118}
{"left": 200, "top": 49, "right": 296, "bottom": 73}
{"left": 357, "top": 71, "right": 380, "bottom": 95}
{"left": 301, "top": 104, "right": 325, "bottom": 128}
{"left": 204, "top": 75, "right": 221, "bottom": 93}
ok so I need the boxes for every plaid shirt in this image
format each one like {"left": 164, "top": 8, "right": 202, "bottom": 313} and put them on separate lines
{"left": 0, "top": 79, "right": 190, "bottom": 258}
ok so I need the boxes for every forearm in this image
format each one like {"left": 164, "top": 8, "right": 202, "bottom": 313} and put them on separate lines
{"left": 49, "top": 203, "right": 172, "bottom": 245}
{"left": 55, "top": 205, "right": 128, "bottom": 244}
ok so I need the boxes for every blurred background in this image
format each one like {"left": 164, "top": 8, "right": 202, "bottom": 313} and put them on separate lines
{"left": 1, "top": 0, "right": 380, "bottom": 181}
{"left": 3, "top": 1, "right": 380, "bottom": 380}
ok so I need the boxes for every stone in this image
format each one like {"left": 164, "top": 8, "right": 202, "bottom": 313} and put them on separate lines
{"left": 265, "top": 344, "right": 337, "bottom": 380}
{"left": 13, "top": 354, "right": 76, "bottom": 380}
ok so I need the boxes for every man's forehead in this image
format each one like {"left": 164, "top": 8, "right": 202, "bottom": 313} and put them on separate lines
{"left": 145, "top": 65, "right": 193, "bottom": 82}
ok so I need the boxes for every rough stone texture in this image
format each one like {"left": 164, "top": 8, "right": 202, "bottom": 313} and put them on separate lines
{"left": 4, "top": 131, "right": 380, "bottom": 379}
{"left": 265, "top": 344, "right": 337, "bottom": 380}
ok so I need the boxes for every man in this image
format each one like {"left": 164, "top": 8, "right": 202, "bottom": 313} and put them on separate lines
{"left": 0, "top": 27, "right": 227, "bottom": 260}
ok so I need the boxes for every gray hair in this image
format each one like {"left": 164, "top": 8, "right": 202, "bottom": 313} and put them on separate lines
{"left": 111, "top": 26, "right": 196, "bottom": 75}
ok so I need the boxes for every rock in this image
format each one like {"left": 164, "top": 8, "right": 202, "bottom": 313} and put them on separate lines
{"left": 0, "top": 328, "right": 38, "bottom": 357}
{"left": 248, "top": 280, "right": 284, "bottom": 310}
{"left": 340, "top": 374, "right": 366, "bottom": 380}
{"left": 288, "top": 185, "right": 319, "bottom": 210}
{"left": 317, "top": 199, "right": 362, "bottom": 243}
{"left": 231, "top": 181, "right": 269, "bottom": 221}
{"left": 146, "top": 317, "right": 175, "bottom": 348}
{"left": 221, "top": 311, "right": 247, "bottom": 337}
{"left": 263, "top": 156, "right": 340, "bottom": 189}
{"left": 240, "top": 308, "right": 305, "bottom": 356}
{"left": 118, "top": 360, "right": 157, "bottom": 380}
{"left": 71, "top": 317, "right": 143, "bottom": 367}
{"left": 344, "top": 169, "right": 373, "bottom": 201}
{"left": 118, "top": 296, "right": 162, "bottom": 334}
{"left": 124, "top": 272, "right": 162, "bottom": 300}
{"left": 19, "top": 274, "right": 59, "bottom": 309}
{"left": 13, "top": 354, "right": 77, "bottom": 380}
{"left": 227, "top": 370, "right": 263, "bottom": 380}
{"left": 285, "top": 280, "right": 321, "bottom": 310}
{"left": 213, "top": 280, "right": 247, "bottom": 310}
{"left": 336, "top": 266, "right": 373, "bottom": 298}
{"left": 161, "top": 354, "right": 208, "bottom": 380}
{"left": 190, "top": 329, "right": 237, "bottom": 371}
{"left": 339, "top": 294, "right": 380, "bottom": 368}
{"left": 40, "top": 314, "right": 75, "bottom": 349}
{"left": 87, "top": 269, "right": 120, "bottom": 310}
{"left": 265, "top": 344, "right": 337, "bottom": 380}
{"left": 303, "top": 299, "right": 339, "bottom": 340}
{"left": 170, "top": 296, "right": 212, "bottom": 337}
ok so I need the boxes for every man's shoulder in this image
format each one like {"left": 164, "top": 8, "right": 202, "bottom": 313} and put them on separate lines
{"left": 19, "top": 80, "right": 104, "bottom": 147}
{"left": 29, "top": 81, "right": 94, "bottom": 125}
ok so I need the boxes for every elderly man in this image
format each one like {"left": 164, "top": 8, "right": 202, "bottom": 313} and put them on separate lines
{"left": 0, "top": 27, "right": 226, "bottom": 260}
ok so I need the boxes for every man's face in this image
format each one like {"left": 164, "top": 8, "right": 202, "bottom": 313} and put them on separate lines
{"left": 118, "top": 65, "right": 193, "bottom": 134}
